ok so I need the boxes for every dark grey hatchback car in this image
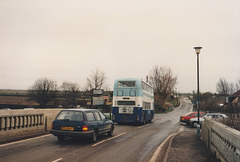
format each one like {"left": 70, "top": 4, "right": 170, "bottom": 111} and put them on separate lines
{"left": 50, "top": 108, "right": 114, "bottom": 143}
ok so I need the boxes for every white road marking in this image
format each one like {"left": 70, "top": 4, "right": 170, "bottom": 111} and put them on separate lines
{"left": 152, "top": 120, "right": 160, "bottom": 124}
{"left": 0, "top": 134, "right": 52, "bottom": 148}
{"left": 150, "top": 126, "right": 184, "bottom": 162}
{"left": 137, "top": 123, "right": 150, "bottom": 129}
{"left": 52, "top": 158, "right": 63, "bottom": 162}
{"left": 92, "top": 132, "right": 126, "bottom": 147}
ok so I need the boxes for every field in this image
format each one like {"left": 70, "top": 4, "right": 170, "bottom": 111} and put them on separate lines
{"left": 0, "top": 89, "right": 39, "bottom": 108}
{"left": 0, "top": 89, "right": 109, "bottom": 109}
{"left": 0, "top": 89, "right": 28, "bottom": 96}
{"left": 0, "top": 96, "right": 38, "bottom": 106}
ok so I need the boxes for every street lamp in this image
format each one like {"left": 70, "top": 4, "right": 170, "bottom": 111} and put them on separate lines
{"left": 194, "top": 46, "right": 202, "bottom": 138}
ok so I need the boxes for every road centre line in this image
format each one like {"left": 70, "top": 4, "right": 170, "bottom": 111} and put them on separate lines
{"left": 1, "top": 122, "right": 154, "bottom": 148}
{"left": 152, "top": 120, "right": 160, "bottom": 124}
{"left": 0, "top": 134, "right": 52, "bottom": 148}
{"left": 137, "top": 123, "right": 150, "bottom": 129}
{"left": 52, "top": 158, "right": 63, "bottom": 162}
{"left": 92, "top": 132, "right": 126, "bottom": 147}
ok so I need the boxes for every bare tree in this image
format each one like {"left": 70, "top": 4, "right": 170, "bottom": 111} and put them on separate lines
{"left": 229, "top": 82, "right": 235, "bottom": 95}
{"left": 235, "top": 79, "right": 240, "bottom": 92}
{"left": 86, "top": 69, "right": 107, "bottom": 90}
{"left": 28, "top": 78, "right": 57, "bottom": 108}
{"left": 216, "top": 78, "right": 230, "bottom": 96}
{"left": 86, "top": 69, "right": 107, "bottom": 107}
{"left": 149, "top": 65, "right": 178, "bottom": 101}
{"left": 61, "top": 81, "right": 80, "bottom": 108}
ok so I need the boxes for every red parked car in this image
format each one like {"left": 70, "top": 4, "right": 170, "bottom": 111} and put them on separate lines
{"left": 180, "top": 112, "right": 206, "bottom": 125}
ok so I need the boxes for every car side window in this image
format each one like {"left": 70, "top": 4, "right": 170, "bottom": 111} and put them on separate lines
{"left": 99, "top": 112, "right": 106, "bottom": 120}
{"left": 194, "top": 113, "right": 199, "bottom": 117}
{"left": 94, "top": 112, "right": 101, "bottom": 121}
{"left": 188, "top": 113, "right": 194, "bottom": 117}
{"left": 86, "top": 112, "right": 95, "bottom": 122}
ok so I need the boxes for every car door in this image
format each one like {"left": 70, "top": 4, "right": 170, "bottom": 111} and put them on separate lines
{"left": 85, "top": 111, "right": 97, "bottom": 131}
{"left": 187, "top": 112, "right": 195, "bottom": 120}
{"left": 93, "top": 111, "right": 104, "bottom": 134}
{"left": 99, "top": 111, "right": 111, "bottom": 133}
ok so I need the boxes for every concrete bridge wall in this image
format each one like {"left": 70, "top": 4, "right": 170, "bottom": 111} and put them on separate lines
{"left": 0, "top": 109, "right": 62, "bottom": 143}
{"left": 201, "top": 118, "right": 240, "bottom": 162}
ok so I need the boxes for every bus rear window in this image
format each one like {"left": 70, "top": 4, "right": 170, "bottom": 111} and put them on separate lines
{"left": 117, "top": 101, "right": 135, "bottom": 105}
{"left": 118, "top": 81, "right": 135, "bottom": 88}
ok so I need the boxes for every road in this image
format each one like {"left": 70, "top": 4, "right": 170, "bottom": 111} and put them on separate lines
{"left": 0, "top": 98, "right": 192, "bottom": 162}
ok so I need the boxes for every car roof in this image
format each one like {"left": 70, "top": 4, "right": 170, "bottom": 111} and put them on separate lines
{"left": 206, "top": 113, "right": 225, "bottom": 115}
{"left": 62, "top": 108, "right": 99, "bottom": 112}
{"left": 184, "top": 111, "right": 205, "bottom": 115}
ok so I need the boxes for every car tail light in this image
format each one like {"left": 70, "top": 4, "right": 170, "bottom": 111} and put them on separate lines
{"left": 82, "top": 125, "right": 88, "bottom": 131}
{"left": 113, "top": 115, "right": 115, "bottom": 120}
{"left": 137, "top": 115, "right": 139, "bottom": 121}
{"left": 51, "top": 123, "right": 54, "bottom": 129}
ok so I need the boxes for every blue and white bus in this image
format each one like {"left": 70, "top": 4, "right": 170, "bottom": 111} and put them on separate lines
{"left": 112, "top": 78, "right": 154, "bottom": 124}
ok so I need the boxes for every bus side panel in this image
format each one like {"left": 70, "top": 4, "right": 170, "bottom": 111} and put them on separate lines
{"left": 142, "top": 110, "right": 154, "bottom": 122}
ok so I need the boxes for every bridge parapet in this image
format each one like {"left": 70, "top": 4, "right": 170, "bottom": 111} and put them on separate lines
{"left": 201, "top": 118, "right": 240, "bottom": 162}
{"left": 0, "top": 109, "right": 62, "bottom": 144}
{"left": 0, "top": 114, "right": 44, "bottom": 131}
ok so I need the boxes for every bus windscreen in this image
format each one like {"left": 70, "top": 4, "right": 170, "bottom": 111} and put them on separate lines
{"left": 118, "top": 81, "right": 135, "bottom": 88}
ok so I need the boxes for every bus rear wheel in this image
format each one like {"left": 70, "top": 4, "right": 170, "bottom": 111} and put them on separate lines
{"left": 142, "top": 119, "right": 146, "bottom": 125}
{"left": 57, "top": 135, "right": 65, "bottom": 141}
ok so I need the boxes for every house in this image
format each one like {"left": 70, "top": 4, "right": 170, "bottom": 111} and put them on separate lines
{"left": 231, "top": 90, "right": 240, "bottom": 104}
{"left": 226, "top": 90, "right": 240, "bottom": 103}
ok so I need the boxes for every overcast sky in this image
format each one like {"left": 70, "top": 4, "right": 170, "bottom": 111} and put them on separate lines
{"left": 0, "top": 0, "right": 240, "bottom": 93}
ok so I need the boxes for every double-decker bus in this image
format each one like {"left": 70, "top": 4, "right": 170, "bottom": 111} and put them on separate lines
{"left": 112, "top": 78, "right": 154, "bottom": 124}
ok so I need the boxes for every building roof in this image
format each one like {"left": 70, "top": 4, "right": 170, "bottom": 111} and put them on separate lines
{"left": 232, "top": 90, "right": 240, "bottom": 97}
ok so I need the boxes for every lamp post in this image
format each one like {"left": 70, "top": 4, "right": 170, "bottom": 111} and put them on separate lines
{"left": 194, "top": 46, "right": 202, "bottom": 138}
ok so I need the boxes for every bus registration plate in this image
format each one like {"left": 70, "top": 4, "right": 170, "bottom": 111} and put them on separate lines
{"left": 120, "top": 107, "right": 133, "bottom": 114}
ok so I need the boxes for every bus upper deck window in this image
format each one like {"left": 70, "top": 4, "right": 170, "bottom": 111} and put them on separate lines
{"left": 118, "top": 81, "right": 135, "bottom": 88}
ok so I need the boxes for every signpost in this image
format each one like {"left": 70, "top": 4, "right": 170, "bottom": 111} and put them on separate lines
{"left": 93, "top": 96, "right": 104, "bottom": 105}
{"left": 93, "top": 89, "right": 104, "bottom": 95}
{"left": 92, "top": 89, "right": 111, "bottom": 119}
{"left": 92, "top": 89, "right": 104, "bottom": 106}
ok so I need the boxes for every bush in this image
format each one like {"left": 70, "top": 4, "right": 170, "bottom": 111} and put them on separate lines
{"left": 220, "top": 114, "right": 240, "bottom": 131}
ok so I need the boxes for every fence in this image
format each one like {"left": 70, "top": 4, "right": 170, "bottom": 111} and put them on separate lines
{"left": 201, "top": 118, "right": 240, "bottom": 162}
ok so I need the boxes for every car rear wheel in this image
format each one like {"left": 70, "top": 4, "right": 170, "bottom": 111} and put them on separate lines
{"left": 91, "top": 130, "right": 98, "bottom": 143}
{"left": 108, "top": 126, "right": 114, "bottom": 137}
{"left": 57, "top": 135, "right": 65, "bottom": 141}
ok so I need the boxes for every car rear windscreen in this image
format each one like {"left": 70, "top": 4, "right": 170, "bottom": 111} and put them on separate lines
{"left": 56, "top": 110, "right": 84, "bottom": 121}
